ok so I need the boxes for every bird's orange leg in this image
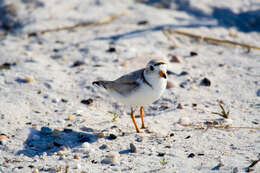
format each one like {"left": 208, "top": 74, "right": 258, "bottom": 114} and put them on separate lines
{"left": 130, "top": 110, "right": 141, "bottom": 133}
{"left": 140, "top": 106, "right": 145, "bottom": 129}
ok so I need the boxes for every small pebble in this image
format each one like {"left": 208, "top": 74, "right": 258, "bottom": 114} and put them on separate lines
{"left": 40, "top": 127, "right": 52, "bottom": 135}
{"left": 0, "top": 137, "right": 8, "bottom": 145}
{"left": 74, "top": 154, "right": 79, "bottom": 159}
{"left": 167, "top": 81, "right": 175, "bottom": 89}
{"left": 157, "top": 152, "right": 166, "bottom": 157}
{"left": 109, "top": 134, "right": 117, "bottom": 140}
{"left": 97, "top": 132, "right": 105, "bottom": 138}
{"left": 177, "top": 103, "right": 183, "bottom": 109}
{"left": 130, "top": 143, "right": 137, "bottom": 153}
{"left": 190, "top": 51, "right": 198, "bottom": 56}
{"left": 101, "top": 152, "right": 119, "bottom": 164}
{"left": 192, "top": 103, "right": 197, "bottom": 107}
{"left": 81, "top": 99, "right": 93, "bottom": 105}
{"left": 71, "top": 60, "right": 85, "bottom": 67}
{"left": 136, "top": 136, "right": 143, "bottom": 142}
{"left": 178, "top": 117, "right": 191, "bottom": 126}
{"left": 200, "top": 78, "right": 211, "bottom": 86}
{"left": 24, "top": 76, "right": 34, "bottom": 83}
{"left": 52, "top": 98, "right": 59, "bottom": 103}
{"left": 185, "top": 135, "right": 191, "bottom": 139}
{"left": 180, "top": 81, "right": 188, "bottom": 88}
{"left": 188, "top": 153, "right": 195, "bottom": 158}
{"left": 33, "top": 169, "right": 39, "bottom": 173}
{"left": 67, "top": 115, "right": 73, "bottom": 120}
{"left": 82, "top": 142, "right": 90, "bottom": 149}
{"left": 106, "top": 47, "right": 116, "bottom": 53}
{"left": 169, "top": 55, "right": 182, "bottom": 63}
{"left": 61, "top": 98, "right": 68, "bottom": 103}
{"left": 99, "top": 144, "right": 108, "bottom": 150}
{"left": 137, "top": 20, "right": 148, "bottom": 25}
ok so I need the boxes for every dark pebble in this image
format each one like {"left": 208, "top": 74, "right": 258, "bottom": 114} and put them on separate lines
{"left": 71, "top": 60, "right": 85, "bottom": 67}
{"left": 81, "top": 98, "right": 93, "bottom": 105}
{"left": 190, "top": 51, "right": 198, "bottom": 56}
{"left": 185, "top": 135, "right": 191, "bottom": 139}
{"left": 53, "top": 48, "right": 59, "bottom": 52}
{"left": 137, "top": 20, "right": 148, "bottom": 25}
{"left": 157, "top": 152, "right": 166, "bottom": 157}
{"left": 198, "top": 153, "right": 204, "bottom": 156}
{"left": 0, "top": 62, "right": 16, "bottom": 70}
{"left": 136, "top": 136, "right": 143, "bottom": 142}
{"left": 180, "top": 81, "right": 188, "bottom": 88}
{"left": 177, "top": 103, "right": 183, "bottom": 109}
{"left": 106, "top": 47, "right": 116, "bottom": 53}
{"left": 200, "top": 78, "right": 211, "bottom": 86}
{"left": 170, "top": 133, "right": 174, "bottom": 137}
{"left": 188, "top": 153, "right": 195, "bottom": 158}
{"left": 63, "top": 128, "right": 73, "bottom": 133}
{"left": 192, "top": 103, "right": 197, "bottom": 107}
{"left": 28, "top": 32, "right": 37, "bottom": 37}
{"left": 17, "top": 166, "right": 23, "bottom": 169}
{"left": 28, "top": 165, "right": 34, "bottom": 168}
{"left": 99, "top": 144, "right": 108, "bottom": 150}
{"left": 130, "top": 143, "right": 137, "bottom": 153}
{"left": 40, "top": 127, "right": 52, "bottom": 135}
{"left": 91, "top": 160, "right": 98, "bottom": 164}
{"left": 61, "top": 98, "right": 68, "bottom": 103}
{"left": 108, "top": 134, "right": 117, "bottom": 140}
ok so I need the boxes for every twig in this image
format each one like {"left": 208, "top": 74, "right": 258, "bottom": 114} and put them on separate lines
{"left": 164, "top": 29, "right": 260, "bottom": 51}
{"left": 183, "top": 124, "right": 260, "bottom": 130}
{"left": 245, "top": 158, "right": 260, "bottom": 172}
{"left": 26, "top": 10, "right": 128, "bottom": 35}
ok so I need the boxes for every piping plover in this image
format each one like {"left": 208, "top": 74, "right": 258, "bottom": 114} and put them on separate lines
{"left": 93, "top": 59, "right": 167, "bottom": 133}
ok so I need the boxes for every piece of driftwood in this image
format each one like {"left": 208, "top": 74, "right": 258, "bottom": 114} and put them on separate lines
{"left": 164, "top": 29, "right": 260, "bottom": 51}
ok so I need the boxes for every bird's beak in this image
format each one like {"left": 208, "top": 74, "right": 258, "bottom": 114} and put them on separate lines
{"left": 159, "top": 71, "right": 167, "bottom": 79}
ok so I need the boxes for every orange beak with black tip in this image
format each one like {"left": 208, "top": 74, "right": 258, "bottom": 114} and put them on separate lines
{"left": 159, "top": 71, "right": 167, "bottom": 79}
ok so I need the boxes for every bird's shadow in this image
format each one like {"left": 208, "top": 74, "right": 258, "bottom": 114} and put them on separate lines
{"left": 17, "top": 127, "right": 98, "bottom": 157}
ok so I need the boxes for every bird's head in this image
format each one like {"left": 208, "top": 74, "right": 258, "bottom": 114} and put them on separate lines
{"left": 145, "top": 59, "right": 167, "bottom": 79}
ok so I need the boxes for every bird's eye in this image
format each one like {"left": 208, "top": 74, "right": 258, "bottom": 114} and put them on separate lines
{"left": 150, "top": 66, "right": 154, "bottom": 71}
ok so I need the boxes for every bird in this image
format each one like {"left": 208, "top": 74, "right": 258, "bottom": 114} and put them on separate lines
{"left": 92, "top": 59, "right": 167, "bottom": 133}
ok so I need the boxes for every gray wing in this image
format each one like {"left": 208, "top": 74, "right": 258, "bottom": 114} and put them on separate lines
{"left": 110, "top": 68, "right": 144, "bottom": 95}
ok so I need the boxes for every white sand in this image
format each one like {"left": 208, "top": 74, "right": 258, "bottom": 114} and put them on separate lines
{"left": 0, "top": 0, "right": 260, "bottom": 172}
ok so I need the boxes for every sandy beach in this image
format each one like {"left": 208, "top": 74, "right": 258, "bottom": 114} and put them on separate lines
{"left": 0, "top": 0, "right": 260, "bottom": 172}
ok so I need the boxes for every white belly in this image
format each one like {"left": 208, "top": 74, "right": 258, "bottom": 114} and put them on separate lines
{"left": 110, "top": 79, "right": 167, "bottom": 106}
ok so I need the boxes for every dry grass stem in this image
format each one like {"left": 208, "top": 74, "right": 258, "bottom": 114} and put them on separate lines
{"left": 164, "top": 29, "right": 260, "bottom": 51}
{"left": 25, "top": 9, "right": 128, "bottom": 35}
{"left": 212, "top": 100, "right": 230, "bottom": 119}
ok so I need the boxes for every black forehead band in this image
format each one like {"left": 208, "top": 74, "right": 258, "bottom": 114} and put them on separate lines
{"left": 153, "top": 62, "right": 165, "bottom": 66}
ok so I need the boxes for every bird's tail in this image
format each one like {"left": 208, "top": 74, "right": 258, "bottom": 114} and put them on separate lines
{"left": 92, "top": 80, "right": 111, "bottom": 89}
